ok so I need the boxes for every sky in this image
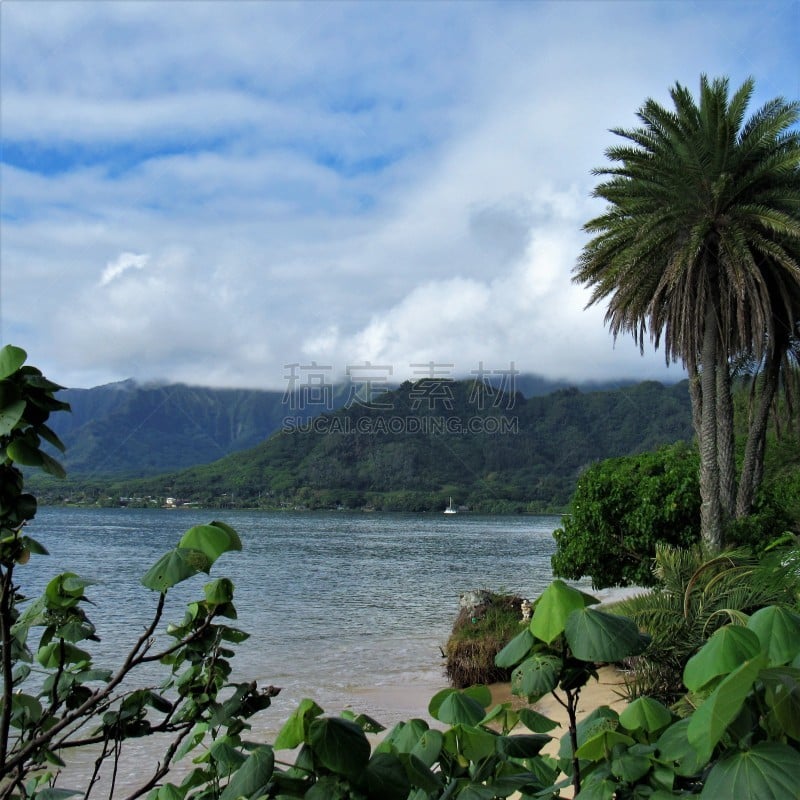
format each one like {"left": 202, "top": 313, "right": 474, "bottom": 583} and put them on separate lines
{"left": 1, "top": 0, "right": 798, "bottom": 391}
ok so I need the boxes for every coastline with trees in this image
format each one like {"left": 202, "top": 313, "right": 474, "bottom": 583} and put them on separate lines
{"left": 2, "top": 73, "right": 799, "bottom": 798}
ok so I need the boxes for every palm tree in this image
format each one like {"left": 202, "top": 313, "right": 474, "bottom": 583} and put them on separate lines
{"left": 574, "top": 75, "right": 800, "bottom": 551}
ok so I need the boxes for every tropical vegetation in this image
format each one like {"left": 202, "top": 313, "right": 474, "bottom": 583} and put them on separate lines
{"left": 3, "top": 344, "right": 800, "bottom": 798}
{"left": 574, "top": 75, "right": 800, "bottom": 551}
{"left": 614, "top": 544, "right": 800, "bottom": 704}
{"left": 552, "top": 443, "right": 701, "bottom": 588}
{"left": 551, "top": 437, "right": 799, "bottom": 589}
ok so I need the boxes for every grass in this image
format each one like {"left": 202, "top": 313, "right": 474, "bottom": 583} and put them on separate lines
{"left": 444, "top": 593, "right": 525, "bottom": 689}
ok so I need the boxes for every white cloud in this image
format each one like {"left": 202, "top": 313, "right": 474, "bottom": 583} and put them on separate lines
{"left": 99, "top": 252, "right": 149, "bottom": 286}
{"left": 1, "top": 1, "right": 797, "bottom": 389}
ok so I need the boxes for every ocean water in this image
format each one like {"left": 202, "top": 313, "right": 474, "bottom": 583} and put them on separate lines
{"left": 18, "top": 507, "right": 571, "bottom": 791}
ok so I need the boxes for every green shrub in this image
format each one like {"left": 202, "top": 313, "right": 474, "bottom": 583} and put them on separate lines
{"left": 615, "top": 544, "right": 800, "bottom": 703}
{"left": 552, "top": 442, "right": 701, "bottom": 588}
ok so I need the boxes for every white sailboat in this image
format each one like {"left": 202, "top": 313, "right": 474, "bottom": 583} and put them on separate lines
{"left": 444, "top": 497, "right": 457, "bottom": 514}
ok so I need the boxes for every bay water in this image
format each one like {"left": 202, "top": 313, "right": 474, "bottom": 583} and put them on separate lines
{"left": 21, "top": 507, "right": 574, "bottom": 791}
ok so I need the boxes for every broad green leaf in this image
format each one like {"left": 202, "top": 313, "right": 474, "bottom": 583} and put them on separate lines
{"left": 309, "top": 717, "right": 371, "bottom": 778}
{"left": 207, "top": 739, "right": 246, "bottom": 772}
{"left": 141, "top": 548, "right": 211, "bottom": 592}
{"left": 39, "top": 452, "right": 66, "bottom": 479}
{"left": 36, "top": 641, "right": 91, "bottom": 668}
{"left": 304, "top": 775, "right": 348, "bottom": 800}
{"left": 38, "top": 423, "right": 66, "bottom": 453}
{"left": 433, "top": 691, "right": 487, "bottom": 726}
{"left": 208, "top": 684, "right": 250, "bottom": 727}
{"left": 479, "top": 702, "right": 515, "bottom": 728}
{"left": 762, "top": 667, "right": 800, "bottom": 739}
{"left": 410, "top": 728, "right": 443, "bottom": 767}
{"left": 427, "top": 687, "right": 455, "bottom": 720}
{"left": 0, "top": 399, "right": 25, "bottom": 437}
{"left": 174, "top": 723, "right": 208, "bottom": 761}
{"left": 273, "top": 698, "right": 324, "bottom": 750}
{"left": 22, "top": 375, "right": 64, "bottom": 392}
{"left": 511, "top": 654, "right": 560, "bottom": 700}
{"left": 565, "top": 607, "right": 648, "bottom": 662}
{"left": 384, "top": 718, "right": 429, "bottom": 753}
{"left": 573, "top": 778, "right": 614, "bottom": 800}
{"left": 611, "top": 750, "right": 652, "bottom": 783}
{"left": 0, "top": 345, "right": 26, "bottom": 379}
{"left": 494, "top": 628, "right": 534, "bottom": 668}
{"left": 517, "top": 706, "right": 560, "bottom": 733}
{"left": 10, "top": 693, "right": 42, "bottom": 726}
{"left": 575, "top": 729, "right": 635, "bottom": 760}
{"left": 619, "top": 696, "right": 673, "bottom": 734}
{"left": 684, "top": 625, "right": 761, "bottom": 691}
{"left": 204, "top": 578, "right": 234, "bottom": 605}
{"left": 218, "top": 745, "right": 274, "bottom": 800}
{"left": 747, "top": 606, "right": 800, "bottom": 666}
{"left": 457, "top": 724, "right": 497, "bottom": 761}
{"left": 688, "top": 653, "right": 768, "bottom": 764}
{"left": 496, "top": 733, "right": 551, "bottom": 758}
{"left": 700, "top": 742, "right": 800, "bottom": 799}
{"left": 6, "top": 439, "right": 43, "bottom": 467}
{"left": 20, "top": 535, "right": 46, "bottom": 555}
{"left": 62, "top": 574, "right": 95, "bottom": 593}
{"left": 558, "top": 706, "right": 619, "bottom": 762}
{"left": 178, "top": 523, "right": 241, "bottom": 565}
{"left": 75, "top": 668, "right": 112, "bottom": 684}
{"left": 531, "top": 580, "right": 596, "bottom": 643}
{"left": 55, "top": 619, "right": 96, "bottom": 643}
{"left": 150, "top": 785, "right": 183, "bottom": 800}
{"left": 462, "top": 684, "right": 492, "bottom": 708}
{"left": 453, "top": 784, "right": 496, "bottom": 800}
{"left": 218, "top": 625, "right": 249, "bottom": 644}
{"left": 364, "top": 752, "right": 410, "bottom": 800}
{"left": 31, "top": 791, "right": 80, "bottom": 800}
{"left": 397, "top": 753, "right": 443, "bottom": 793}
{"left": 340, "top": 710, "right": 384, "bottom": 734}
{"left": 656, "top": 717, "right": 706, "bottom": 776}
{"left": 209, "top": 520, "right": 243, "bottom": 549}
{"left": 45, "top": 573, "right": 92, "bottom": 608}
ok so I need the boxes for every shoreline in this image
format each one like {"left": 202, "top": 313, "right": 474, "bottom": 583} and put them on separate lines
{"left": 48, "top": 668, "right": 629, "bottom": 797}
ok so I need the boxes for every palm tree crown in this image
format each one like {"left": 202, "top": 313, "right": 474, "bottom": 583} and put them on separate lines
{"left": 574, "top": 75, "right": 800, "bottom": 549}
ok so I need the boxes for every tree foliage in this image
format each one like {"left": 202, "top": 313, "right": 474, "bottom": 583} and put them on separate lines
{"left": 552, "top": 443, "right": 701, "bottom": 588}
{"left": 0, "top": 347, "right": 278, "bottom": 798}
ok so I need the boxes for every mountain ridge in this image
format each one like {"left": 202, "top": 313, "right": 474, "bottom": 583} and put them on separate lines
{"left": 46, "top": 374, "right": 665, "bottom": 478}
{"left": 43, "top": 377, "right": 695, "bottom": 512}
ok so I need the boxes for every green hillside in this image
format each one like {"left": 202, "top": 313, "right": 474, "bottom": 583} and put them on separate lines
{"left": 76, "top": 378, "right": 694, "bottom": 512}
{"left": 48, "top": 381, "right": 340, "bottom": 477}
{"left": 44, "top": 375, "right": 638, "bottom": 479}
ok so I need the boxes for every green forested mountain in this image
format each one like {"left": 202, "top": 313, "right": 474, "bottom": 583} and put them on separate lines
{"left": 44, "top": 375, "right": 644, "bottom": 478}
{"left": 86, "top": 378, "right": 694, "bottom": 512}
{"left": 48, "top": 380, "right": 334, "bottom": 477}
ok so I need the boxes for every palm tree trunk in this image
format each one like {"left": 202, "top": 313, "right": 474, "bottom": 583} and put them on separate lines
{"left": 736, "top": 349, "right": 780, "bottom": 517}
{"left": 687, "top": 355, "right": 702, "bottom": 441}
{"left": 700, "top": 305, "right": 724, "bottom": 551}
{"left": 716, "top": 358, "right": 736, "bottom": 519}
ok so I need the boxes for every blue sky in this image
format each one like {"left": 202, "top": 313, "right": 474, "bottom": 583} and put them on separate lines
{"left": 1, "top": 0, "right": 798, "bottom": 389}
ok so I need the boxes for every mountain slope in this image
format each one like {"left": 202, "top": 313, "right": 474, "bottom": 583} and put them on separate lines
{"left": 45, "top": 374, "right": 653, "bottom": 478}
{"left": 49, "top": 381, "right": 329, "bottom": 477}
{"left": 107, "top": 378, "right": 694, "bottom": 511}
